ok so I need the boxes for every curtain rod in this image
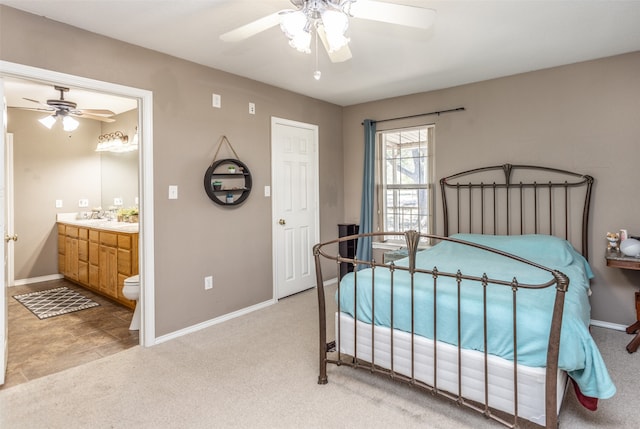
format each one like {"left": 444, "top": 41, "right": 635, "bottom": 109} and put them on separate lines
{"left": 361, "top": 107, "right": 465, "bottom": 125}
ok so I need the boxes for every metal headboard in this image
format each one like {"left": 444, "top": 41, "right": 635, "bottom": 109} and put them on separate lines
{"left": 440, "top": 164, "right": 594, "bottom": 258}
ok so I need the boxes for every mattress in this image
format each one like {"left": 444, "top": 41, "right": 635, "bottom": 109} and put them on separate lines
{"left": 338, "top": 234, "right": 615, "bottom": 400}
{"left": 336, "top": 312, "right": 567, "bottom": 426}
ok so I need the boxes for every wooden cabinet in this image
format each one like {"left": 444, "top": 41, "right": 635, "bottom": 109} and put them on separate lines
{"left": 58, "top": 222, "right": 138, "bottom": 309}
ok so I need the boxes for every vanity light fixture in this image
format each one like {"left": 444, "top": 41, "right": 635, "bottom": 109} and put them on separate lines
{"left": 96, "top": 130, "right": 137, "bottom": 153}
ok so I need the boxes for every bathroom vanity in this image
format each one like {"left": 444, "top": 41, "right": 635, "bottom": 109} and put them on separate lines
{"left": 58, "top": 220, "right": 138, "bottom": 309}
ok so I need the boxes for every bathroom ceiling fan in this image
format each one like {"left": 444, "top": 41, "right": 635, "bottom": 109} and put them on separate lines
{"left": 20, "top": 85, "right": 116, "bottom": 123}
{"left": 220, "top": 0, "right": 436, "bottom": 63}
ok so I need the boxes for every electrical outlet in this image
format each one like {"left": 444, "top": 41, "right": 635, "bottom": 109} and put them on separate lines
{"left": 78, "top": 199, "right": 89, "bottom": 208}
{"left": 204, "top": 276, "right": 213, "bottom": 290}
{"left": 249, "top": 102, "right": 256, "bottom": 115}
{"left": 114, "top": 197, "right": 123, "bottom": 206}
{"left": 55, "top": 199, "right": 63, "bottom": 208}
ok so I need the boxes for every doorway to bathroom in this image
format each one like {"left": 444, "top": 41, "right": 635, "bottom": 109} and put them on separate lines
{"left": 0, "top": 61, "right": 155, "bottom": 387}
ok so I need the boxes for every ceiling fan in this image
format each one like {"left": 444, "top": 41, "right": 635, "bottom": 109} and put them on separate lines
{"left": 220, "top": 0, "right": 436, "bottom": 64}
{"left": 20, "top": 85, "right": 116, "bottom": 130}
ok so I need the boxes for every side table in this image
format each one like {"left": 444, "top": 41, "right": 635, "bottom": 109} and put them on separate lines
{"left": 605, "top": 250, "right": 640, "bottom": 353}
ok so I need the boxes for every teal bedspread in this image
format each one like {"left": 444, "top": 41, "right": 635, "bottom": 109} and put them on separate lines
{"left": 338, "top": 234, "right": 615, "bottom": 399}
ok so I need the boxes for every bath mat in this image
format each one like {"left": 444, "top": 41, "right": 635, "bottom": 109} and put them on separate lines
{"left": 13, "top": 287, "right": 99, "bottom": 320}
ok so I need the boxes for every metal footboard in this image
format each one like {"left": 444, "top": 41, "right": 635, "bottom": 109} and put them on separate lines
{"left": 314, "top": 231, "right": 569, "bottom": 429}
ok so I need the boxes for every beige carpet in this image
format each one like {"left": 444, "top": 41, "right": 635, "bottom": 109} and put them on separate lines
{"left": 0, "top": 285, "right": 636, "bottom": 429}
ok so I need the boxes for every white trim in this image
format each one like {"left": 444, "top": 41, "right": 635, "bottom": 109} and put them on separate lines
{"left": 12, "top": 274, "right": 63, "bottom": 286}
{"left": 5, "top": 133, "right": 13, "bottom": 287}
{"left": 154, "top": 298, "right": 277, "bottom": 345}
{"left": 590, "top": 319, "right": 628, "bottom": 332}
{"left": 372, "top": 241, "right": 404, "bottom": 251}
{"left": 0, "top": 60, "right": 155, "bottom": 347}
{"left": 323, "top": 277, "right": 338, "bottom": 287}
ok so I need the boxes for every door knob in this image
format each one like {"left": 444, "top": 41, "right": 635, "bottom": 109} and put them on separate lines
{"left": 4, "top": 234, "right": 18, "bottom": 242}
{"left": 278, "top": 219, "right": 286, "bottom": 225}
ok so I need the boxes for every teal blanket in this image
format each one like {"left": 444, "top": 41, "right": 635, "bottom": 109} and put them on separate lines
{"left": 338, "top": 234, "right": 615, "bottom": 399}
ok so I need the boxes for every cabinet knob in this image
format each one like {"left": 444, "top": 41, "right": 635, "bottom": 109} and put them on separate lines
{"left": 4, "top": 234, "right": 18, "bottom": 242}
{"left": 278, "top": 219, "right": 286, "bottom": 225}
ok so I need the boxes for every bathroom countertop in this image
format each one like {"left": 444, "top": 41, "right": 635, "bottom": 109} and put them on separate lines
{"left": 58, "top": 219, "right": 139, "bottom": 233}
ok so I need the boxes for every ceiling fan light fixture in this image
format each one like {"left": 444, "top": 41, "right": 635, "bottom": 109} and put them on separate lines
{"left": 320, "top": 9, "right": 349, "bottom": 51}
{"left": 38, "top": 114, "right": 56, "bottom": 129}
{"left": 281, "top": 10, "right": 312, "bottom": 53}
{"left": 62, "top": 115, "right": 80, "bottom": 132}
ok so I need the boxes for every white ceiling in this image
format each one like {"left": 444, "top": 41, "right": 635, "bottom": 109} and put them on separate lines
{"left": 2, "top": 0, "right": 640, "bottom": 108}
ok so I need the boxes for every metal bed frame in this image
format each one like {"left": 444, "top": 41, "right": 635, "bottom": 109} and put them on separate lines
{"left": 313, "top": 164, "right": 594, "bottom": 429}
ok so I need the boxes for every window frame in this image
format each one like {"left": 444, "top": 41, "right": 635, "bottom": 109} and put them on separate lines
{"left": 375, "top": 124, "right": 435, "bottom": 245}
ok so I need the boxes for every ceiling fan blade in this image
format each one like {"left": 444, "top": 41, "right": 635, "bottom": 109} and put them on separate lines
{"left": 317, "top": 26, "right": 352, "bottom": 63}
{"left": 349, "top": 0, "right": 436, "bottom": 29}
{"left": 220, "top": 12, "right": 282, "bottom": 42}
{"left": 81, "top": 108, "right": 115, "bottom": 116}
{"left": 12, "top": 106, "right": 54, "bottom": 113}
{"left": 22, "top": 97, "right": 53, "bottom": 109}
{"left": 71, "top": 112, "right": 115, "bottom": 122}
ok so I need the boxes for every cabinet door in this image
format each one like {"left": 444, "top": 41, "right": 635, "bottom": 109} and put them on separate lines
{"left": 99, "top": 245, "right": 118, "bottom": 297}
{"left": 78, "top": 261, "right": 89, "bottom": 284}
{"left": 65, "top": 237, "right": 79, "bottom": 280}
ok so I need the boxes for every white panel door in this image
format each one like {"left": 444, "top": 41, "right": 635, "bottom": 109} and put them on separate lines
{"left": 272, "top": 118, "right": 319, "bottom": 299}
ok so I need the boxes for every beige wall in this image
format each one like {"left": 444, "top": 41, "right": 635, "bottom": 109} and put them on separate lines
{"left": 0, "top": 6, "right": 344, "bottom": 336}
{"left": 9, "top": 109, "right": 102, "bottom": 279}
{"left": 343, "top": 52, "right": 640, "bottom": 326}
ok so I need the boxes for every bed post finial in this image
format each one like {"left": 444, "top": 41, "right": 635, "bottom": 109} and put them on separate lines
{"left": 502, "top": 163, "right": 513, "bottom": 186}
{"left": 404, "top": 230, "right": 421, "bottom": 272}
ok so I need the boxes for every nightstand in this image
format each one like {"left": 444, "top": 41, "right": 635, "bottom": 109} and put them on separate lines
{"left": 605, "top": 250, "right": 640, "bottom": 353}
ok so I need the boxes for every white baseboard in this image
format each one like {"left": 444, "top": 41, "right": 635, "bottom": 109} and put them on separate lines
{"left": 154, "top": 279, "right": 339, "bottom": 345}
{"left": 154, "top": 298, "right": 277, "bottom": 345}
{"left": 323, "top": 277, "right": 338, "bottom": 287}
{"left": 590, "top": 319, "right": 628, "bottom": 331}
{"left": 12, "top": 274, "right": 64, "bottom": 287}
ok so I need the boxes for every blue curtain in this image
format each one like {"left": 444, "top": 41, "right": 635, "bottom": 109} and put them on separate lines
{"left": 356, "top": 119, "right": 376, "bottom": 268}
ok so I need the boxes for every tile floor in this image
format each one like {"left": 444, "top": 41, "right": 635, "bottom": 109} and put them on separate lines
{"left": 2, "top": 278, "right": 138, "bottom": 389}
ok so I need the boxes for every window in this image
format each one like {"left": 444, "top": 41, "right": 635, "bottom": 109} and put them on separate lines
{"left": 377, "top": 125, "right": 434, "bottom": 241}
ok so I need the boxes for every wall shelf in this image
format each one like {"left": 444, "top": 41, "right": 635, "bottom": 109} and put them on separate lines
{"left": 204, "top": 158, "right": 252, "bottom": 206}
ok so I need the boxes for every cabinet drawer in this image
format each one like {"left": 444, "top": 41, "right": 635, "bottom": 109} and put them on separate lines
{"left": 100, "top": 232, "right": 118, "bottom": 247}
{"left": 118, "top": 234, "right": 131, "bottom": 249}
{"left": 66, "top": 226, "right": 79, "bottom": 238}
{"left": 89, "top": 229, "right": 99, "bottom": 242}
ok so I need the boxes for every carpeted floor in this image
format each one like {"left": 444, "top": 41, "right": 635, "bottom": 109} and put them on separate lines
{"left": 0, "top": 285, "right": 637, "bottom": 428}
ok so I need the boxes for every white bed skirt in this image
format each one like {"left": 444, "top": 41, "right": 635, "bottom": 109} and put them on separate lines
{"left": 336, "top": 312, "right": 567, "bottom": 426}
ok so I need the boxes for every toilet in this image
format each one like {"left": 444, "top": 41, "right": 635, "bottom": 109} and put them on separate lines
{"left": 122, "top": 274, "right": 140, "bottom": 331}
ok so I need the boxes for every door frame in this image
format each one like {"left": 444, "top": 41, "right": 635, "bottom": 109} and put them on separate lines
{"left": 270, "top": 116, "right": 319, "bottom": 300}
{"left": 0, "top": 60, "right": 156, "bottom": 347}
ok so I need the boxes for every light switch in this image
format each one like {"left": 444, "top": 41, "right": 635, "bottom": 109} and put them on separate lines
{"left": 264, "top": 186, "right": 271, "bottom": 197}
{"left": 55, "top": 199, "right": 63, "bottom": 208}
{"left": 212, "top": 94, "right": 221, "bottom": 108}
{"left": 168, "top": 185, "right": 178, "bottom": 200}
